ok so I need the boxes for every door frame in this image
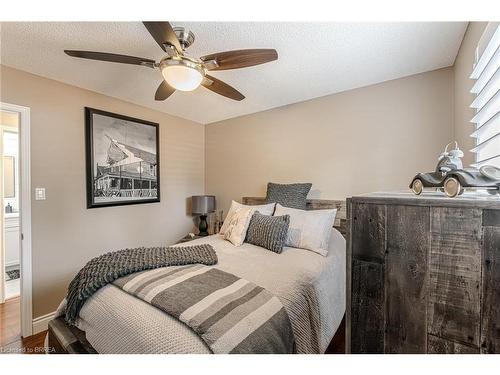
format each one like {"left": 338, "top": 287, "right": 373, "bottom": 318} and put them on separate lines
{"left": 1, "top": 123, "right": 19, "bottom": 303}
{"left": 0, "top": 102, "right": 32, "bottom": 337}
{"left": 0, "top": 113, "right": 3, "bottom": 304}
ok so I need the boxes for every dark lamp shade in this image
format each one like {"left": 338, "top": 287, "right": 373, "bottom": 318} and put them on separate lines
{"left": 191, "top": 195, "right": 216, "bottom": 215}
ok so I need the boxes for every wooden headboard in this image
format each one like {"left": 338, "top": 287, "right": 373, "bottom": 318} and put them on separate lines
{"left": 242, "top": 197, "right": 347, "bottom": 237}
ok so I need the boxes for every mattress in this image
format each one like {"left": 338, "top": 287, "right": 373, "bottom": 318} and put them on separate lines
{"left": 56, "top": 228, "right": 346, "bottom": 354}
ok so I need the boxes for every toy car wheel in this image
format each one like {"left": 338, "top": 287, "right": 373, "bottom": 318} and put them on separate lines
{"left": 411, "top": 179, "right": 423, "bottom": 195}
{"left": 444, "top": 177, "right": 464, "bottom": 198}
{"left": 487, "top": 188, "right": 500, "bottom": 195}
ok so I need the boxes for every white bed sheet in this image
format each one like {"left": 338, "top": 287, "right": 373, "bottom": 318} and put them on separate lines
{"left": 59, "top": 229, "right": 346, "bottom": 354}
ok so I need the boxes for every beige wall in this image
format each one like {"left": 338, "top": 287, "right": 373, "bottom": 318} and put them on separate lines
{"left": 1, "top": 39, "right": 471, "bottom": 318}
{"left": 206, "top": 68, "right": 454, "bottom": 215}
{"left": 0, "top": 65, "right": 205, "bottom": 317}
{"left": 453, "top": 22, "right": 488, "bottom": 166}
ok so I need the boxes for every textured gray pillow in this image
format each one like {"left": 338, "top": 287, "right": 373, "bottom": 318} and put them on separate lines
{"left": 265, "top": 182, "right": 312, "bottom": 210}
{"left": 245, "top": 212, "right": 290, "bottom": 253}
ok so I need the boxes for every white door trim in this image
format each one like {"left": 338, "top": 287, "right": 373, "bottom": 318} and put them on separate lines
{"left": 0, "top": 102, "right": 32, "bottom": 337}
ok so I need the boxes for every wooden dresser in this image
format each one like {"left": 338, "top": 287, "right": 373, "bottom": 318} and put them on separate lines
{"left": 346, "top": 192, "right": 500, "bottom": 354}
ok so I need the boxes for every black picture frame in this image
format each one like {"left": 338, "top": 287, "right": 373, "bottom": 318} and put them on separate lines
{"left": 85, "top": 107, "right": 160, "bottom": 209}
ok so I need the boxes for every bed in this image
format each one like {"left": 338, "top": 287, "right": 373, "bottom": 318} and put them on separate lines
{"left": 48, "top": 197, "right": 347, "bottom": 354}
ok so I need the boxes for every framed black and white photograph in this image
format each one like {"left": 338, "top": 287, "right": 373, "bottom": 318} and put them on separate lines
{"left": 85, "top": 107, "right": 160, "bottom": 208}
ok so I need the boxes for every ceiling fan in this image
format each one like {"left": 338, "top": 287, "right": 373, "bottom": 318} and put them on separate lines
{"left": 64, "top": 22, "right": 278, "bottom": 101}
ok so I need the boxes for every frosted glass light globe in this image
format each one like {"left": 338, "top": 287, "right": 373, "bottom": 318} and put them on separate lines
{"left": 161, "top": 64, "right": 203, "bottom": 91}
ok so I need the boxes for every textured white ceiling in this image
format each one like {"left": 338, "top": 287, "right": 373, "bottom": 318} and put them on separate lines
{"left": 0, "top": 22, "right": 467, "bottom": 124}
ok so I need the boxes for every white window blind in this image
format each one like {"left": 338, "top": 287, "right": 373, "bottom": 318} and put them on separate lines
{"left": 470, "top": 22, "right": 500, "bottom": 168}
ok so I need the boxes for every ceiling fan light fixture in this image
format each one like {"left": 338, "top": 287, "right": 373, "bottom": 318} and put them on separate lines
{"left": 160, "top": 58, "right": 204, "bottom": 92}
{"left": 65, "top": 22, "right": 278, "bottom": 101}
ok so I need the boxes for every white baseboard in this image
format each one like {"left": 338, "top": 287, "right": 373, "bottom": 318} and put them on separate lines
{"left": 32, "top": 311, "right": 56, "bottom": 335}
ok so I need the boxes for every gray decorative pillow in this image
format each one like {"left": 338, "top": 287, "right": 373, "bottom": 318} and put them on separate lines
{"left": 245, "top": 212, "right": 290, "bottom": 253}
{"left": 265, "top": 182, "right": 312, "bottom": 210}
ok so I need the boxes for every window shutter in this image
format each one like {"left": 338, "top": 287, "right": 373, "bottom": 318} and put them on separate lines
{"left": 470, "top": 22, "right": 500, "bottom": 168}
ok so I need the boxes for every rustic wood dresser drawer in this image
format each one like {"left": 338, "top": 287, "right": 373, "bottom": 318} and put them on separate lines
{"left": 346, "top": 193, "right": 500, "bottom": 354}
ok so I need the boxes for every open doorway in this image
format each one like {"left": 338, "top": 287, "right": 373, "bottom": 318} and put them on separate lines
{"left": 0, "top": 102, "right": 32, "bottom": 346}
{"left": 2, "top": 110, "right": 20, "bottom": 300}
{"left": 0, "top": 108, "right": 21, "bottom": 348}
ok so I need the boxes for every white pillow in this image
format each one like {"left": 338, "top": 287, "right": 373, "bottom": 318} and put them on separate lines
{"left": 219, "top": 200, "right": 275, "bottom": 235}
{"left": 222, "top": 206, "right": 254, "bottom": 246}
{"left": 274, "top": 203, "right": 337, "bottom": 256}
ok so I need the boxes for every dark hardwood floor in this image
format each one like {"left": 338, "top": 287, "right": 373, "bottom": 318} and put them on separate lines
{"left": 1, "top": 296, "right": 20, "bottom": 346}
{"left": 0, "top": 297, "right": 47, "bottom": 354}
{"left": 325, "top": 316, "right": 345, "bottom": 354}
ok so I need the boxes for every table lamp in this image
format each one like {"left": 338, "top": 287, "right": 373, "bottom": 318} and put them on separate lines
{"left": 191, "top": 195, "right": 215, "bottom": 236}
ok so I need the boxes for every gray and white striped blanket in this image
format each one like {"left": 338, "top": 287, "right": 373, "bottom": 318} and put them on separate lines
{"left": 113, "top": 264, "right": 296, "bottom": 354}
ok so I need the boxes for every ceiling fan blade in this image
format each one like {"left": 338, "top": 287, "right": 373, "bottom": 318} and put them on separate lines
{"left": 155, "top": 80, "right": 176, "bottom": 101}
{"left": 142, "top": 21, "right": 182, "bottom": 53}
{"left": 64, "top": 50, "right": 155, "bottom": 67}
{"left": 201, "top": 49, "right": 278, "bottom": 71}
{"left": 202, "top": 75, "right": 245, "bottom": 101}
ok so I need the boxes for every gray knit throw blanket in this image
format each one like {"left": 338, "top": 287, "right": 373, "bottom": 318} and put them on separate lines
{"left": 65, "top": 244, "right": 218, "bottom": 324}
